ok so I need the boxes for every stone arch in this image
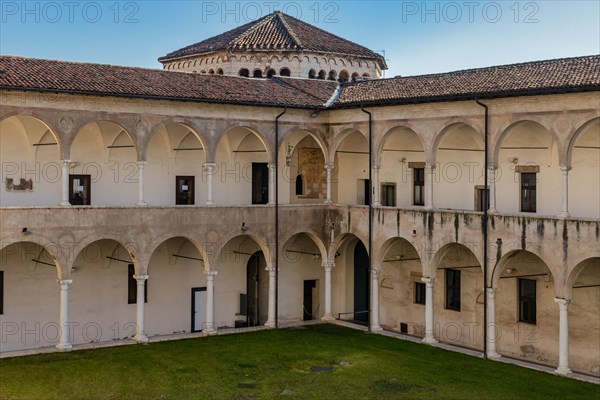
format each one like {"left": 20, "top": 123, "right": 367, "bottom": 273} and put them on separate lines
{"left": 216, "top": 125, "right": 272, "bottom": 162}
{"left": 71, "top": 235, "right": 141, "bottom": 275}
{"left": 329, "top": 232, "right": 369, "bottom": 260}
{"left": 330, "top": 128, "right": 368, "bottom": 163}
{"left": 376, "top": 125, "right": 426, "bottom": 166}
{"left": 281, "top": 230, "right": 328, "bottom": 261}
{"left": 491, "top": 249, "right": 557, "bottom": 289}
{"left": 145, "top": 235, "right": 210, "bottom": 274}
{"left": 566, "top": 257, "right": 600, "bottom": 299}
{"left": 0, "top": 240, "right": 64, "bottom": 279}
{"left": 375, "top": 236, "right": 424, "bottom": 271}
{"left": 493, "top": 119, "right": 558, "bottom": 165}
{"left": 69, "top": 119, "right": 140, "bottom": 161}
{"left": 145, "top": 120, "right": 210, "bottom": 161}
{"left": 0, "top": 113, "right": 64, "bottom": 158}
{"left": 214, "top": 231, "right": 272, "bottom": 270}
{"left": 431, "top": 122, "right": 483, "bottom": 165}
{"left": 566, "top": 117, "right": 599, "bottom": 168}
{"left": 429, "top": 242, "right": 483, "bottom": 278}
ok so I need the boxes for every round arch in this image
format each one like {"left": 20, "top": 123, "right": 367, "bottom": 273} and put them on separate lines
{"left": 566, "top": 117, "right": 600, "bottom": 168}
{"left": 429, "top": 242, "right": 483, "bottom": 278}
{"left": 376, "top": 125, "right": 426, "bottom": 166}
{"left": 431, "top": 122, "right": 483, "bottom": 165}
{"left": 145, "top": 235, "right": 210, "bottom": 273}
{"left": 145, "top": 120, "right": 210, "bottom": 161}
{"left": 281, "top": 230, "right": 328, "bottom": 261}
{"left": 0, "top": 113, "right": 64, "bottom": 158}
{"left": 493, "top": 119, "right": 558, "bottom": 164}
{"left": 69, "top": 119, "right": 140, "bottom": 161}
{"left": 216, "top": 125, "right": 273, "bottom": 162}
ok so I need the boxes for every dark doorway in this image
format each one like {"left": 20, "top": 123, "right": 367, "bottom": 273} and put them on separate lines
{"left": 246, "top": 251, "right": 265, "bottom": 327}
{"left": 353, "top": 241, "right": 370, "bottom": 323}
{"left": 176, "top": 176, "right": 195, "bottom": 205}
{"left": 251, "top": 163, "right": 269, "bottom": 204}
{"left": 303, "top": 280, "right": 317, "bottom": 320}
{"left": 69, "top": 174, "right": 91, "bottom": 205}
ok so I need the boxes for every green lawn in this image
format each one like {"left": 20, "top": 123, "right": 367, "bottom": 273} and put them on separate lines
{"left": 0, "top": 324, "right": 597, "bottom": 399}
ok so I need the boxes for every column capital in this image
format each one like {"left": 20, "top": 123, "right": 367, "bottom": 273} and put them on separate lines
{"left": 559, "top": 166, "right": 572, "bottom": 173}
{"left": 554, "top": 297, "right": 571, "bottom": 308}
{"left": 486, "top": 287, "right": 498, "bottom": 296}
{"left": 487, "top": 163, "right": 499, "bottom": 171}
{"left": 425, "top": 163, "right": 436, "bottom": 171}
{"left": 371, "top": 268, "right": 381, "bottom": 278}
{"left": 267, "top": 163, "right": 277, "bottom": 169}
{"left": 203, "top": 162, "right": 217, "bottom": 168}
{"left": 265, "top": 266, "right": 278, "bottom": 274}
{"left": 57, "top": 279, "right": 73, "bottom": 288}
{"left": 324, "top": 162, "right": 335, "bottom": 171}
{"left": 322, "top": 260, "right": 335, "bottom": 270}
{"left": 137, "top": 160, "right": 147, "bottom": 166}
{"left": 204, "top": 270, "right": 218, "bottom": 278}
{"left": 61, "top": 159, "right": 72, "bottom": 164}
{"left": 372, "top": 165, "right": 380, "bottom": 171}
{"left": 133, "top": 275, "right": 149, "bottom": 282}
{"left": 421, "top": 276, "right": 435, "bottom": 285}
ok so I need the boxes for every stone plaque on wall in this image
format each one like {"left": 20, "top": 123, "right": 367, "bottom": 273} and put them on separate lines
{"left": 298, "top": 148, "right": 325, "bottom": 198}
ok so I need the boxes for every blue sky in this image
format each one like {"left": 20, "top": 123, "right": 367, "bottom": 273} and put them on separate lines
{"left": 1, "top": 1, "right": 598, "bottom": 77}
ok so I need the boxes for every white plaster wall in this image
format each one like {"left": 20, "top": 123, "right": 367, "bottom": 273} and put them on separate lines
{"left": 569, "top": 262, "right": 600, "bottom": 375}
{"left": 496, "top": 123, "right": 561, "bottom": 216}
{"left": 0, "top": 243, "right": 61, "bottom": 351}
{"left": 145, "top": 239, "right": 206, "bottom": 336}
{"left": 145, "top": 125, "right": 207, "bottom": 206}
{"left": 0, "top": 117, "right": 62, "bottom": 207}
{"left": 215, "top": 129, "right": 268, "bottom": 206}
{"left": 279, "top": 235, "right": 325, "bottom": 322}
{"left": 495, "top": 255, "right": 559, "bottom": 367}
{"left": 569, "top": 127, "right": 600, "bottom": 218}
{"left": 379, "top": 260, "right": 425, "bottom": 336}
{"left": 336, "top": 132, "right": 369, "bottom": 205}
{"left": 69, "top": 240, "right": 136, "bottom": 344}
{"left": 70, "top": 123, "right": 137, "bottom": 206}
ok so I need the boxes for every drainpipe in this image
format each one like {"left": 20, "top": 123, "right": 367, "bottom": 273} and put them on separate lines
{"left": 361, "top": 105, "right": 373, "bottom": 334}
{"left": 476, "top": 99, "right": 489, "bottom": 359}
{"left": 274, "top": 108, "right": 287, "bottom": 329}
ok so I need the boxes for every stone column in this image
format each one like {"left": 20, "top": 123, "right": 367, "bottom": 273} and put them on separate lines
{"left": 205, "top": 162, "right": 217, "bottom": 206}
{"left": 204, "top": 271, "right": 218, "bottom": 335}
{"left": 488, "top": 164, "right": 497, "bottom": 213}
{"left": 265, "top": 266, "right": 276, "bottom": 328}
{"left": 425, "top": 163, "right": 435, "bottom": 209}
{"left": 371, "top": 268, "right": 382, "bottom": 332}
{"left": 372, "top": 166, "right": 381, "bottom": 206}
{"left": 322, "top": 260, "right": 335, "bottom": 320}
{"left": 555, "top": 298, "right": 572, "bottom": 375}
{"left": 422, "top": 277, "right": 437, "bottom": 343}
{"left": 132, "top": 275, "right": 149, "bottom": 342}
{"left": 325, "top": 162, "right": 334, "bottom": 204}
{"left": 136, "top": 161, "right": 147, "bottom": 206}
{"left": 558, "top": 167, "right": 571, "bottom": 218}
{"left": 486, "top": 288, "right": 500, "bottom": 358}
{"left": 268, "top": 163, "right": 276, "bottom": 205}
{"left": 60, "top": 160, "right": 71, "bottom": 207}
{"left": 56, "top": 279, "right": 73, "bottom": 350}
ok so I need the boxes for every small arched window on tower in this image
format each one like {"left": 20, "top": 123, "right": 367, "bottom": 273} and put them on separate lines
{"left": 253, "top": 69, "right": 263, "bottom": 78}
{"left": 209, "top": 69, "right": 215, "bottom": 74}
{"left": 308, "top": 69, "right": 316, "bottom": 79}
{"left": 362, "top": 73, "right": 371, "bottom": 79}
{"left": 217, "top": 68, "right": 224, "bottom": 75}
{"left": 328, "top": 70, "right": 337, "bottom": 81}
{"left": 318, "top": 70, "right": 326, "bottom": 79}
{"left": 280, "top": 67, "right": 291, "bottom": 77}
{"left": 239, "top": 68, "right": 250, "bottom": 77}
{"left": 351, "top": 72, "right": 359, "bottom": 82}
{"left": 295, "top": 174, "right": 305, "bottom": 196}
{"left": 267, "top": 69, "right": 276, "bottom": 78}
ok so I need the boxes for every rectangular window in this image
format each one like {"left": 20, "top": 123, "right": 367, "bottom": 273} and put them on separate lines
{"left": 521, "top": 173, "right": 537, "bottom": 212}
{"left": 413, "top": 168, "right": 425, "bottom": 206}
{"left": 69, "top": 174, "right": 91, "bottom": 205}
{"left": 518, "top": 279, "right": 536, "bottom": 324}
{"left": 414, "top": 282, "right": 425, "bottom": 305}
{"left": 475, "top": 186, "right": 490, "bottom": 212}
{"left": 128, "top": 264, "right": 147, "bottom": 304}
{"left": 445, "top": 269, "right": 461, "bottom": 311}
{"left": 381, "top": 183, "right": 396, "bottom": 207}
{"left": 176, "top": 176, "right": 195, "bottom": 205}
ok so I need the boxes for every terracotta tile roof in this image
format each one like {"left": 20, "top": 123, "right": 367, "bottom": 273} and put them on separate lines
{"left": 0, "top": 56, "right": 338, "bottom": 108}
{"left": 158, "top": 11, "right": 386, "bottom": 68}
{"left": 1, "top": 55, "right": 597, "bottom": 110}
{"left": 335, "top": 55, "right": 600, "bottom": 107}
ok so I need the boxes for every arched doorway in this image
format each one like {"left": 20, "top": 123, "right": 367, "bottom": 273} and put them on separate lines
{"left": 354, "top": 241, "right": 370, "bottom": 323}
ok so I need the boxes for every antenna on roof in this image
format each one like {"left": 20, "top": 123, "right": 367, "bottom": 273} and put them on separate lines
{"left": 378, "top": 50, "right": 390, "bottom": 78}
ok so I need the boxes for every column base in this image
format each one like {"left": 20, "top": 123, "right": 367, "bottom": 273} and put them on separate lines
{"left": 555, "top": 366, "right": 572, "bottom": 375}
{"left": 425, "top": 205, "right": 434, "bottom": 210}
{"left": 133, "top": 333, "right": 148, "bottom": 343}
{"left": 264, "top": 321, "right": 276, "bottom": 328}
{"left": 422, "top": 336, "right": 438, "bottom": 344}
{"left": 136, "top": 201, "right": 147, "bottom": 207}
{"left": 59, "top": 201, "right": 71, "bottom": 207}
{"left": 557, "top": 212, "right": 570, "bottom": 218}
{"left": 488, "top": 208, "right": 498, "bottom": 214}
{"left": 205, "top": 201, "right": 216, "bottom": 206}
{"left": 321, "top": 315, "right": 335, "bottom": 321}
{"left": 370, "top": 325, "right": 383, "bottom": 332}
{"left": 55, "top": 342, "right": 72, "bottom": 351}
{"left": 324, "top": 200, "right": 333, "bottom": 205}
{"left": 372, "top": 202, "right": 381, "bottom": 207}
{"left": 486, "top": 350, "right": 501, "bottom": 359}
{"left": 267, "top": 202, "right": 275, "bottom": 206}
{"left": 204, "top": 328, "right": 218, "bottom": 336}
